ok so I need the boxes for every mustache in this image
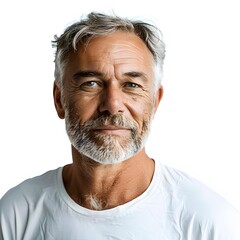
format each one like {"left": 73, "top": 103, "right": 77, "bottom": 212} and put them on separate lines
{"left": 80, "top": 114, "right": 138, "bottom": 130}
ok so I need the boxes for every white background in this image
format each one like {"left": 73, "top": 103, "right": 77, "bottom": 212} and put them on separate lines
{"left": 0, "top": 0, "right": 239, "bottom": 211}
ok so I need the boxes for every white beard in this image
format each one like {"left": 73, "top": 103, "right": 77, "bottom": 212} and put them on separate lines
{"left": 65, "top": 111, "right": 151, "bottom": 165}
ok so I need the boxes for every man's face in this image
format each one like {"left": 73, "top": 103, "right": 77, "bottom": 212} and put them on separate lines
{"left": 58, "top": 31, "right": 162, "bottom": 164}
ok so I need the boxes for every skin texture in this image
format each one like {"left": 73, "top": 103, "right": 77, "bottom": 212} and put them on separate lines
{"left": 53, "top": 31, "right": 163, "bottom": 210}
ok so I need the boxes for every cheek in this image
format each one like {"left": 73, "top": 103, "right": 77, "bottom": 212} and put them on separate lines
{"left": 65, "top": 94, "right": 100, "bottom": 124}
{"left": 127, "top": 94, "right": 154, "bottom": 127}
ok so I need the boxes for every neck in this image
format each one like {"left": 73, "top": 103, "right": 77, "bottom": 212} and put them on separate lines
{"left": 63, "top": 146, "right": 155, "bottom": 210}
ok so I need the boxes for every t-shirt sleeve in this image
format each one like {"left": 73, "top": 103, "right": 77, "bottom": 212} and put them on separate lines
{"left": 178, "top": 174, "right": 240, "bottom": 239}
{"left": 0, "top": 187, "right": 30, "bottom": 240}
{"left": 163, "top": 165, "right": 240, "bottom": 239}
{"left": 180, "top": 203, "right": 240, "bottom": 239}
{"left": 212, "top": 206, "right": 240, "bottom": 239}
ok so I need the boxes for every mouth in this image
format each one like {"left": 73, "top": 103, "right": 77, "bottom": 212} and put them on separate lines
{"left": 92, "top": 125, "right": 131, "bottom": 135}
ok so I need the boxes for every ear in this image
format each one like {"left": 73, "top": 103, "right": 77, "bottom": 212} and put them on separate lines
{"left": 153, "top": 85, "right": 164, "bottom": 115}
{"left": 53, "top": 82, "right": 65, "bottom": 119}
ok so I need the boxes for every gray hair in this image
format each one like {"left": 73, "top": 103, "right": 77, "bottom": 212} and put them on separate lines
{"left": 52, "top": 12, "right": 165, "bottom": 89}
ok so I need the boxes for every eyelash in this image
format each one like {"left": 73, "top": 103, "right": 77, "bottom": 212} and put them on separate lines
{"left": 124, "top": 82, "right": 140, "bottom": 88}
{"left": 83, "top": 81, "right": 98, "bottom": 86}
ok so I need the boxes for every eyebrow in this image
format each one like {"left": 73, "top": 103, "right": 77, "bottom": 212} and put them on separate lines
{"left": 72, "top": 70, "right": 148, "bottom": 81}
{"left": 72, "top": 70, "right": 103, "bottom": 79}
{"left": 123, "top": 71, "right": 148, "bottom": 81}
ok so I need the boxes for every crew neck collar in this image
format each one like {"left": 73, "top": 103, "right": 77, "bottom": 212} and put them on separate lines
{"left": 57, "top": 159, "right": 161, "bottom": 218}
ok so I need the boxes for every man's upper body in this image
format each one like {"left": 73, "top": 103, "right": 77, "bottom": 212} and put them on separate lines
{"left": 1, "top": 159, "right": 240, "bottom": 240}
{"left": 1, "top": 12, "right": 240, "bottom": 239}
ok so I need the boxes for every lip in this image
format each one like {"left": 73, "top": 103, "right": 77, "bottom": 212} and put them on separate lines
{"left": 93, "top": 125, "right": 130, "bottom": 135}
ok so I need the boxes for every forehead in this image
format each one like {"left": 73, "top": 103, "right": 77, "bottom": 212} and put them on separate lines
{"left": 70, "top": 31, "right": 154, "bottom": 71}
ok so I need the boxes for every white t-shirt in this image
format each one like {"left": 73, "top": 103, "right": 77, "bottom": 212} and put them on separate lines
{"left": 1, "top": 160, "right": 240, "bottom": 240}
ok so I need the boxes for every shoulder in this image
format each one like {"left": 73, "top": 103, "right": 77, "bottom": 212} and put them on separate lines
{"left": 159, "top": 163, "right": 240, "bottom": 238}
{"left": 0, "top": 168, "right": 61, "bottom": 239}
{"left": 0, "top": 168, "right": 61, "bottom": 213}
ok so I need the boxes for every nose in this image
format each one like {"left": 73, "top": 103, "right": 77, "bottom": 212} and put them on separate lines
{"left": 98, "top": 84, "right": 125, "bottom": 115}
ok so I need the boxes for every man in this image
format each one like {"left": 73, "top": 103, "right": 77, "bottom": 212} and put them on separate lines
{"left": 0, "top": 12, "right": 240, "bottom": 240}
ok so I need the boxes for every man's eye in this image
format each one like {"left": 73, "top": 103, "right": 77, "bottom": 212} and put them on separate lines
{"left": 125, "top": 82, "right": 139, "bottom": 88}
{"left": 83, "top": 81, "right": 97, "bottom": 87}
{"left": 79, "top": 81, "right": 101, "bottom": 91}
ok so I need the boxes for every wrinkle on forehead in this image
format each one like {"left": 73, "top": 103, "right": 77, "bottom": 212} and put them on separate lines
{"left": 68, "top": 32, "right": 155, "bottom": 82}
{"left": 83, "top": 32, "right": 153, "bottom": 64}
